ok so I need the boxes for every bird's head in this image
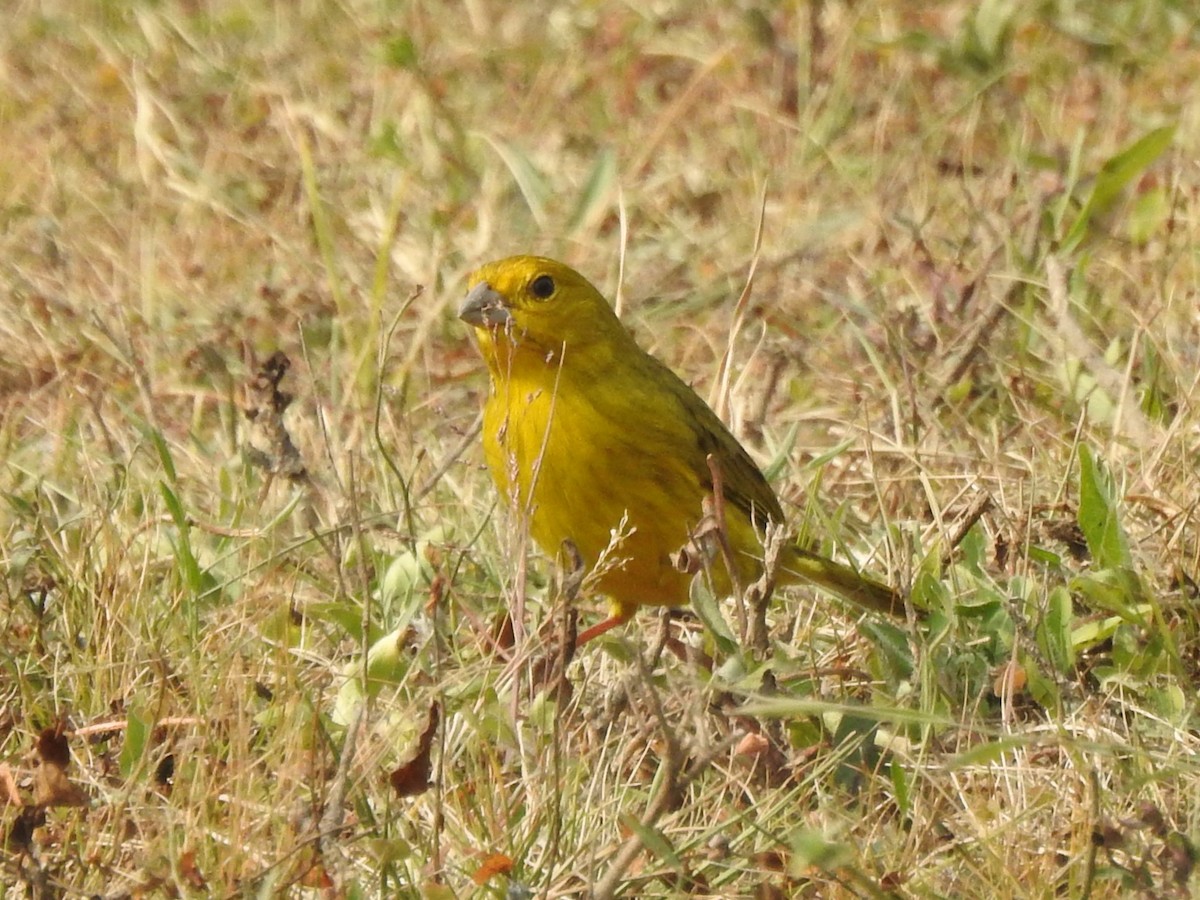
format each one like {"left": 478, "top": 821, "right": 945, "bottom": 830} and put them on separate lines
{"left": 459, "top": 256, "right": 626, "bottom": 371}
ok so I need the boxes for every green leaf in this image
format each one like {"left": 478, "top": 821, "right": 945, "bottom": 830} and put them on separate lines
{"left": 1071, "top": 612, "right": 1129, "bottom": 651}
{"left": 890, "top": 760, "right": 910, "bottom": 816}
{"left": 332, "top": 576, "right": 429, "bottom": 725}
{"left": 1063, "top": 124, "right": 1176, "bottom": 250}
{"left": 761, "top": 422, "right": 801, "bottom": 482}
{"left": 528, "top": 690, "right": 558, "bottom": 733}
{"left": 740, "top": 697, "right": 949, "bottom": 729}
{"left": 946, "top": 736, "right": 1027, "bottom": 769}
{"left": 1076, "top": 445, "right": 1131, "bottom": 569}
{"left": 1028, "top": 545, "right": 1064, "bottom": 568}
{"left": 362, "top": 623, "right": 419, "bottom": 683}
{"left": 859, "top": 618, "right": 913, "bottom": 680}
{"left": 480, "top": 135, "right": 549, "bottom": 225}
{"left": 307, "top": 602, "right": 379, "bottom": 645}
{"left": 1149, "top": 683, "right": 1186, "bottom": 721}
{"left": 960, "top": 0, "right": 1016, "bottom": 72}
{"left": 1127, "top": 185, "right": 1170, "bottom": 245}
{"left": 799, "top": 437, "right": 854, "bottom": 473}
{"left": 158, "top": 479, "right": 187, "bottom": 529}
{"left": 689, "top": 577, "right": 739, "bottom": 655}
{"left": 959, "top": 524, "right": 987, "bottom": 574}
{"left": 910, "top": 565, "right": 952, "bottom": 612}
{"left": 787, "top": 717, "right": 824, "bottom": 749}
{"left": 788, "top": 828, "right": 853, "bottom": 875}
{"left": 1024, "top": 658, "right": 1061, "bottom": 710}
{"left": 831, "top": 713, "right": 880, "bottom": 790}
{"left": 1038, "top": 585, "right": 1075, "bottom": 674}
{"left": 1138, "top": 339, "right": 1173, "bottom": 424}
{"left": 379, "top": 548, "right": 431, "bottom": 610}
{"left": 567, "top": 147, "right": 616, "bottom": 235}
{"left": 382, "top": 34, "right": 417, "bottom": 69}
{"left": 1112, "top": 623, "right": 1171, "bottom": 679}
{"left": 148, "top": 427, "right": 177, "bottom": 483}
{"left": 618, "top": 812, "right": 684, "bottom": 871}
{"left": 954, "top": 580, "right": 1006, "bottom": 615}
{"left": 120, "top": 708, "right": 149, "bottom": 778}
{"left": 159, "top": 481, "right": 204, "bottom": 597}
{"left": 1070, "top": 569, "right": 1147, "bottom": 621}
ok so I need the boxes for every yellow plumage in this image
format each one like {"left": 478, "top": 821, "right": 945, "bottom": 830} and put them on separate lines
{"left": 460, "top": 256, "right": 901, "bottom": 643}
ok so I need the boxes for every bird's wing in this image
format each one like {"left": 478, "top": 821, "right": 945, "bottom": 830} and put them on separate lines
{"left": 635, "top": 351, "right": 785, "bottom": 528}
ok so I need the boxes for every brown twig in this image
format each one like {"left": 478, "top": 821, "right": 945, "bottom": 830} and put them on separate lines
{"left": 70, "top": 716, "right": 207, "bottom": 739}
{"left": 746, "top": 522, "right": 787, "bottom": 656}
{"left": 530, "top": 540, "right": 583, "bottom": 702}
{"left": 929, "top": 245, "right": 1009, "bottom": 399}
{"left": 315, "top": 702, "right": 365, "bottom": 882}
{"left": 937, "top": 491, "right": 995, "bottom": 573}
{"left": 705, "top": 454, "right": 746, "bottom": 639}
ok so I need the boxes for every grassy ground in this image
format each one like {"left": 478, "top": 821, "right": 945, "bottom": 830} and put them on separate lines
{"left": 3, "top": 1, "right": 1200, "bottom": 896}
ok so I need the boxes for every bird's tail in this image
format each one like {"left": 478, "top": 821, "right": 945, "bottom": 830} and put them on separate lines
{"left": 780, "top": 544, "right": 905, "bottom": 617}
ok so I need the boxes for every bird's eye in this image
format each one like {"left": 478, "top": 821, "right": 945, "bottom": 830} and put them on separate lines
{"left": 529, "top": 274, "right": 556, "bottom": 300}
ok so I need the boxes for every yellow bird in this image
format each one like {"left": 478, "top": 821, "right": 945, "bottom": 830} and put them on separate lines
{"left": 460, "top": 256, "right": 902, "bottom": 644}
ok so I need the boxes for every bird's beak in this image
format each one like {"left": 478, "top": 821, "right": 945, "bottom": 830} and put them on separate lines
{"left": 459, "top": 282, "right": 512, "bottom": 328}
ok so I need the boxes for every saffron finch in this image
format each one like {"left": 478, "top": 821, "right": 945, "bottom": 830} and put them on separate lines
{"left": 460, "top": 256, "right": 902, "bottom": 644}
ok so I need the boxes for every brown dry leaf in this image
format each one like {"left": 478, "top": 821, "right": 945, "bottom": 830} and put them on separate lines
{"left": 179, "top": 849, "right": 207, "bottom": 889}
{"left": 1093, "top": 820, "right": 1124, "bottom": 849}
{"left": 880, "top": 870, "right": 909, "bottom": 890}
{"left": 992, "top": 660, "right": 1027, "bottom": 699}
{"left": 241, "top": 350, "right": 307, "bottom": 481}
{"left": 6, "top": 807, "right": 45, "bottom": 852}
{"left": 488, "top": 610, "right": 515, "bottom": 654}
{"left": 471, "top": 852, "right": 514, "bottom": 885}
{"left": 390, "top": 702, "right": 440, "bottom": 798}
{"left": 0, "top": 762, "right": 22, "bottom": 805}
{"left": 425, "top": 573, "right": 447, "bottom": 616}
{"left": 753, "top": 849, "right": 787, "bottom": 872}
{"left": 754, "top": 883, "right": 788, "bottom": 900}
{"left": 1136, "top": 800, "right": 1167, "bottom": 836}
{"left": 735, "top": 733, "right": 771, "bottom": 757}
{"left": 289, "top": 846, "right": 336, "bottom": 889}
{"left": 36, "top": 725, "right": 70, "bottom": 768}
{"left": 33, "top": 725, "right": 87, "bottom": 807}
{"left": 299, "top": 859, "right": 335, "bottom": 888}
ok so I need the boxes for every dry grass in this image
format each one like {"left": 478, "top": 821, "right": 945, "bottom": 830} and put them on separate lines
{"left": 3, "top": 1, "right": 1200, "bottom": 896}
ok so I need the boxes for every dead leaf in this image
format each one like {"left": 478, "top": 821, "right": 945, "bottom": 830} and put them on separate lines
{"left": 179, "top": 849, "right": 207, "bottom": 889}
{"left": 880, "top": 870, "right": 908, "bottom": 890}
{"left": 735, "top": 733, "right": 771, "bottom": 757}
{"left": 488, "top": 611, "right": 515, "bottom": 655}
{"left": 471, "top": 852, "right": 514, "bottom": 885}
{"left": 6, "top": 807, "right": 44, "bottom": 852}
{"left": 754, "top": 883, "right": 788, "bottom": 900}
{"left": 299, "top": 860, "right": 335, "bottom": 888}
{"left": 33, "top": 725, "right": 87, "bottom": 807}
{"left": 241, "top": 350, "right": 307, "bottom": 481}
{"left": 425, "top": 573, "right": 447, "bottom": 616}
{"left": 753, "top": 849, "right": 787, "bottom": 872}
{"left": 992, "top": 660, "right": 1027, "bottom": 699}
{"left": 390, "top": 702, "right": 440, "bottom": 798}
{"left": 36, "top": 725, "right": 70, "bottom": 769}
{"left": 0, "top": 763, "right": 22, "bottom": 805}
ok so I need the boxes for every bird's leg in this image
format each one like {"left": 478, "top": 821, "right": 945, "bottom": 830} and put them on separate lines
{"left": 575, "top": 613, "right": 630, "bottom": 647}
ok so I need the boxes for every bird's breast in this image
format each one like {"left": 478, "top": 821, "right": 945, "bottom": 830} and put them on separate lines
{"left": 480, "top": 359, "right": 705, "bottom": 608}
